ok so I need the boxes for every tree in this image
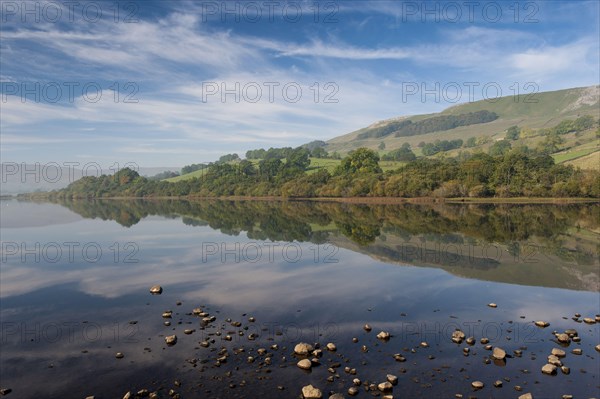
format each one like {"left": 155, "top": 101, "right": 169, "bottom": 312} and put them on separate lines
{"left": 488, "top": 140, "right": 512, "bottom": 156}
{"left": 505, "top": 125, "right": 520, "bottom": 140}
{"left": 537, "top": 133, "right": 564, "bottom": 154}
{"left": 464, "top": 137, "right": 477, "bottom": 148}
{"left": 336, "top": 148, "right": 382, "bottom": 175}
{"left": 258, "top": 159, "right": 282, "bottom": 181}
{"left": 378, "top": 142, "right": 386, "bottom": 150}
{"left": 311, "top": 146, "right": 328, "bottom": 158}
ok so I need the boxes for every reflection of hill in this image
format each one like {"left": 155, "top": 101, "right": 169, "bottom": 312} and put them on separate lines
{"left": 43, "top": 198, "right": 599, "bottom": 291}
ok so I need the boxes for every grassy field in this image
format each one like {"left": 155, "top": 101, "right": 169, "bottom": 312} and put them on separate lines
{"left": 325, "top": 85, "right": 599, "bottom": 156}
{"left": 566, "top": 151, "right": 600, "bottom": 170}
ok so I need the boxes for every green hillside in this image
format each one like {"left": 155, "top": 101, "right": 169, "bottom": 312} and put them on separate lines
{"left": 326, "top": 85, "right": 600, "bottom": 156}
{"left": 168, "top": 85, "right": 599, "bottom": 183}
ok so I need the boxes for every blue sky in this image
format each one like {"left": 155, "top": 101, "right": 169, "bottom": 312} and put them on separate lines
{"left": 1, "top": 0, "right": 599, "bottom": 167}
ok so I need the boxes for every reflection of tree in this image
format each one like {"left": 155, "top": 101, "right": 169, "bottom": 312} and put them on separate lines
{"left": 48, "top": 199, "right": 599, "bottom": 252}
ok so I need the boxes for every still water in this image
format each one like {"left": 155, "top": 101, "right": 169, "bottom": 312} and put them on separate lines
{"left": 1, "top": 199, "right": 599, "bottom": 398}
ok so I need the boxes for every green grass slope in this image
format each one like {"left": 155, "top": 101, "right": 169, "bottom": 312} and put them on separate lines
{"left": 326, "top": 85, "right": 599, "bottom": 155}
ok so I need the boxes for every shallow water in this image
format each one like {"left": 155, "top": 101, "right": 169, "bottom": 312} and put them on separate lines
{"left": 1, "top": 199, "right": 599, "bottom": 398}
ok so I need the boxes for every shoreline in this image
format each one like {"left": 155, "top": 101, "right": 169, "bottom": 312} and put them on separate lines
{"left": 11, "top": 195, "right": 600, "bottom": 204}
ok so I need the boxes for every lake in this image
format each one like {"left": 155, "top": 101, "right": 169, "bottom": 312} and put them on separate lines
{"left": 1, "top": 199, "right": 599, "bottom": 398}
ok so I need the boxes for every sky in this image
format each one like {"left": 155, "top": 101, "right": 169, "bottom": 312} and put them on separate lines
{"left": 1, "top": 0, "right": 599, "bottom": 168}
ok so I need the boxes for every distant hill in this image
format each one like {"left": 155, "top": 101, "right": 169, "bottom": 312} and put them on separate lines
{"left": 325, "top": 85, "right": 600, "bottom": 156}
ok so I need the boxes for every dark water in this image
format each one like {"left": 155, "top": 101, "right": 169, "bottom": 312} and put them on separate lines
{"left": 1, "top": 199, "right": 599, "bottom": 398}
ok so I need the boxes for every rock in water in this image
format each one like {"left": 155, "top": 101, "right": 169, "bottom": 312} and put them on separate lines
{"left": 551, "top": 348, "right": 566, "bottom": 357}
{"left": 294, "top": 343, "right": 314, "bottom": 356}
{"left": 451, "top": 330, "right": 465, "bottom": 343}
{"left": 326, "top": 343, "right": 337, "bottom": 351}
{"left": 534, "top": 321, "right": 549, "bottom": 327}
{"left": 471, "top": 381, "right": 484, "bottom": 389}
{"left": 387, "top": 374, "right": 398, "bottom": 385}
{"left": 376, "top": 331, "right": 390, "bottom": 340}
{"left": 165, "top": 335, "right": 177, "bottom": 346}
{"left": 492, "top": 347, "right": 506, "bottom": 360}
{"left": 541, "top": 364, "right": 557, "bottom": 375}
{"left": 556, "top": 333, "right": 570, "bottom": 343}
{"left": 149, "top": 285, "right": 162, "bottom": 295}
{"left": 518, "top": 394, "right": 533, "bottom": 399}
{"left": 301, "top": 385, "right": 322, "bottom": 399}
{"left": 488, "top": 303, "right": 497, "bottom": 308}
{"left": 297, "top": 359, "right": 312, "bottom": 370}
{"left": 377, "top": 382, "right": 393, "bottom": 392}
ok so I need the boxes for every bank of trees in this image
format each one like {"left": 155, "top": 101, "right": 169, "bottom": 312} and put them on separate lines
{"left": 49, "top": 146, "right": 599, "bottom": 200}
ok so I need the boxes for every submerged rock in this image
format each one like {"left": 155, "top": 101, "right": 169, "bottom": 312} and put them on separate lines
{"left": 294, "top": 343, "right": 314, "bottom": 356}
{"left": 165, "top": 335, "right": 177, "bottom": 346}
{"left": 492, "top": 347, "right": 506, "bottom": 360}
{"left": 376, "top": 331, "right": 390, "bottom": 340}
{"left": 149, "top": 285, "right": 162, "bottom": 295}
{"left": 301, "top": 385, "right": 322, "bottom": 399}
{"left": 297, "top": 359, "right": 312, "bottom": 370}
{"left": 541, "top": 364, "right": 557, "bottom": 375}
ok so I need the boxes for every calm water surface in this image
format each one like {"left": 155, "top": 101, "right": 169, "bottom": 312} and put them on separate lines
{"left": 1, "top": 199, "right": 599, "bottom": 398}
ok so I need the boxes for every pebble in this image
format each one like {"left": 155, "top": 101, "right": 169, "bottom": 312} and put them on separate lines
{"left": 301, "top": 384, "right": 322, "bottom": 399}
{"left": 480, "top": 337, "right": 489, "bottom": 344}
{"left": 352, "top": 378, "right": 361, "bottom": 386}
{"left": 534, "top": 321, "right": 549, "bottom": 327}
{"left": 294, "top": 343, "right": 314, "bottom": 356}
{"left": 420, "top": 341, "right": 429, "bottom": 348}
{"left": 561, "top": 366, "right": 570, "bottom": 375}
{"left": 183, "top": 329, "right": 194, "bottom": 335}
{"left": 377, "top": 382, "right": 393, "bottom": 392}
{"left": 348, "top": 387, "right": 359, "bottom": 396}
{"left": 393, "top": 353, "right": 406, "bottom": 362}
{"left": 471, "top": 381, "right": 484, "bottom": 389}
{"left": 494, "top": 380, "right": 502, "bottom": 387}
{"left": 492, "top": 347, "right": 506, "bottom": 360}
{"left": 541, "top": 364, "right": 557, "bottom": 375}
{"left": 551, "top": 348, "right": 566, "bottom": 357}
{"left": 149, "top": 285, "right": 162, "bottom": 294}
{"left": 376, "top": 331, "right": 390, "bottom": 340}
{"left": 115, "top": 352, "right": 124, "bottom": 359}
{"left": 451, "top": 330, "right": 465, "bottom": 343}
{"left": 387, "top": 374, "right": 398, "bottom": 385}
{"left": 488, "top": 303, "right": 497, "bottom": 308}
{"left": 363, "top": 324, "right": 372, "bottom": 332}
{"left": 518, "top": 394, "right": 533, "bottom": 399}
{"left": 556, "top": 333, "right": 570, "bottom": 343}
{"left": 547, "top": 355, "right": 562, "bottom": 366}
{"left": 571, "top": 348, "right": 582, "bottom": 355}
{"left": 162, "top": 311, "right": 172, "bottom": 318}
{"left": 297, "top": 359, "right": 312, "bottom": 370}
{"left": 165, "top": 335, "right": 177, "bottom": 346}
{"left": 329, "top": 394, "right": 344, "bottom": 399}
{"left": 595, "top": 344, "right": 600, "bottom": 352}
{"left": 326, "top": 343, "right": 337, "bottom": 351}
{"left": 583, "top": 317, "right": 596, "bottom": 324}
